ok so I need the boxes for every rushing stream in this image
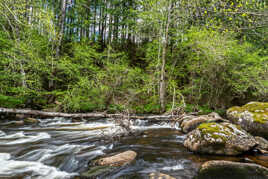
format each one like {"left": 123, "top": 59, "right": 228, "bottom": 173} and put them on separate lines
{"left": 0, "top": 117, "right": 267, "bottom": 179}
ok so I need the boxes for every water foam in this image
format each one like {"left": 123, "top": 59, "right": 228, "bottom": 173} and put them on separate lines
{"left": 0, "top": 132, "right": 50, "bottom": 145}
{"left": 0, "top": 153, "right": 76, "bottom": 179}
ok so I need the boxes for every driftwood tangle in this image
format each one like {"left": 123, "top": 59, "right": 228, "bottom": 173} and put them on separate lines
{"left": 0, "top": 107, "right": 179, "bottom": 119}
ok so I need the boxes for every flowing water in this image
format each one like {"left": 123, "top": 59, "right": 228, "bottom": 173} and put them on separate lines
{"left": 0, "top": 117, "right": 267, "bottom": 179}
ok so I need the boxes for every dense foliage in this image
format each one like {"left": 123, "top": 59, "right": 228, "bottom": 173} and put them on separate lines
{"left": 0, "top": 0, "right": 267, "bottom": 114}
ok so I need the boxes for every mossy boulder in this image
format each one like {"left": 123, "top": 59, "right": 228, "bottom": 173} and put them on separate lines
{"left": 180, "top": 112, "right": 226, "bottom": 133}
{"left": 227, "top": 102, "right": 268, "bottom": 139}
{"left": 196, "top": 160, "right": 268, "bottom": 179}
{"left": 184, "top": 122, "right": 257, "bottom": 155}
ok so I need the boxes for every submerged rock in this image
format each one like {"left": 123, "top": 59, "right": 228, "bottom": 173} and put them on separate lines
{"left": 227, "top": 102, "right": 268, "bottom": 139}
{"left": 80, "top": 166, "right": 116, "bottom": 178}
{"left": 247, "top": 155, "right": 268, "bottom": 168}
{"left": 24, "top": 118, "right": 39, "bottom": 124}
{"left": 149, "top": 172, "right": 176, "bottom": 179}
{"left": 184, "top": 122, "right": 257, "bottom": 155}
{"left": 15, "top": 114, "right": 30, "bottom": 119}
{"left": 180, "top": 112, "right": 226, "bottom": 133}
{"left": 0, "top": 121, "right": 24, "bottom": 126}
{"left": 196, "top": 160, "right": 268, "bottom": 179}
{"left": 94, "top": 150, "right": 137, "bottom": 167}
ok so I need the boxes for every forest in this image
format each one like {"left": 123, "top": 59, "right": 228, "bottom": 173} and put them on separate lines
{"left": 0, "top": 0, "right": 267, "bottom": 114}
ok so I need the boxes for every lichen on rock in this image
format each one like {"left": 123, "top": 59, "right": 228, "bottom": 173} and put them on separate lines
{"left": 180, "top": 112, "right": 226, "bottom": 134}
{"left": 227, "top": 102, "right": 268, "bottom": 139}
{"left": 184, "top": 122, "right": 257, "bottom": 155}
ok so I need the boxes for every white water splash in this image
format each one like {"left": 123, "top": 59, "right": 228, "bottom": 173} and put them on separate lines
{"left": 0, "top": 132, "right": 50, "bottom": 145}
{"left": 0, "top": 153, "right": 76, "bottom": 179}
{"left": 0, "top": 130, "right": 5, "bottom": 137}
{"left": 20, "top": 144, "right": 88, "bottom": 163}
{"left": 76, "top": 145, "right": 107, "bottom": 160}
{"left": 131, "top": 121, "right": 180, "bottom": 130}
{"left": 162, "top": 164, "right": 184, "bottom": 171}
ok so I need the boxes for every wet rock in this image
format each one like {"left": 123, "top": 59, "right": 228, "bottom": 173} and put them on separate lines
{"left": 149, "top": 172, "right": 176, "bottom": 179}
{"left": 24, "top": 118, "right": 39, "bottom": 124}
{"left": 227, "top": 102, "right": 268, "bottom": 139}
{"left": 184, "top": 122, "right": 257, "bottom": 155}
{"left": 247, "top": 155, "right": 268, "bottom": 168}
{"left": 13, "top": 121, "right": 25, "bottom": 126}
{"left": 255, "top": 136, "right": 268, "bottom": 154}
{"left": 196, "top": 160, "right": 268, "bottom": 179}
{"left": 0, "top": 121, "right": 24, "bottom": 126}
{"left": 180, "top": 112, "right": 226, "bottom": 133}
{"left": 207, "top": 112, "right": 224, "bottom": 120}
{"left": 15, "top": 114, "right": 30, "bottom": 119}
{"left": 94, "top": 150, "right": 137, "bottom": 167}
{"left": 80, "top": 166, "right": 116, "bottom": 178}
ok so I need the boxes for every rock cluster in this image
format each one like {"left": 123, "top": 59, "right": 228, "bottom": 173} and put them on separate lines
{"left": 181, "top": 101, "right": 268, "bottom": 178}
{"left": 183, "top": 102, "right": 268, "bottom": 156}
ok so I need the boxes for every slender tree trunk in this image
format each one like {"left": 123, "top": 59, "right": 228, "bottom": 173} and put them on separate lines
{"left": 56, "top": 0, "right": 67, "bottom": 58}
{"left": 93, "top": 0, "right": 97, "bottom": 42}
{"left": 159, "top": 1, "right": 172, "bottom": 113}
{"left": 51, "top": 0, "right": 66, "bottom": 90}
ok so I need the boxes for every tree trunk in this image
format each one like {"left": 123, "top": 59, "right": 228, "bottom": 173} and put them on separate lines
{"left": 56, "top": 0, "right": 67, "bottom": 57}
{"left": 159, "top": 1, "right": 172, "bottom": 113}
{"left": 0, "top": 107, "right": 180, "bottom": 120}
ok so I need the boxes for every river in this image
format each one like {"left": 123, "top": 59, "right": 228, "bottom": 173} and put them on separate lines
{"left": 0, "top": 117, "right": 267, "bottom": 179}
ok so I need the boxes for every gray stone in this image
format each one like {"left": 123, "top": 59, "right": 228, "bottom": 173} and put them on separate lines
{"left": 196, "top": 160, "right": 268, "bottom": 179}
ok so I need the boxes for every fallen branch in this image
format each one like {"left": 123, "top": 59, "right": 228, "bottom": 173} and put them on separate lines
{"left": 0, "top": 107, "right": 180, "bottom": 120}
{"left": 9, "top": 126, "right": 109, "bottom": 132}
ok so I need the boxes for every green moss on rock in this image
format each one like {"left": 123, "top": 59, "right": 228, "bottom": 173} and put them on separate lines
{"left": 184, "top": 122, "right": 257, "bottom": 155}
{"left": 228, "top": 102, "right": 268, "bottom": 124}
{"left": 198, "top": 123, "right": 231, "bottom": 142}
{"left": 253, "top": 114, "right": 267, "bottom": 124}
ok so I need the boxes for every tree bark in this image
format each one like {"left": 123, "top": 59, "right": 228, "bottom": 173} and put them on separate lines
{"left": 56, "top": 0, "right": 67, "bottom": 57}
{"left": 159, "top": 0, "right": 172, "bottom": 113}
{"left": 0, "top": 107, "right": 180, "bottom": 119}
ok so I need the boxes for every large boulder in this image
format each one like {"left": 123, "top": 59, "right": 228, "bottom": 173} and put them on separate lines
{"left": 180, "top": 112, "right": 226, "bottom": 133}
{"left": 196, "top": 160, "right": 268, "bottom": 179}
{"left": 227, "top": 102, "right": 268, "bottom": 139}
{"left": 94, "top": 150, "right": 137, "bottom": 167}
{"left": 184, "top": 122, "right": 257, "bottom": 155}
